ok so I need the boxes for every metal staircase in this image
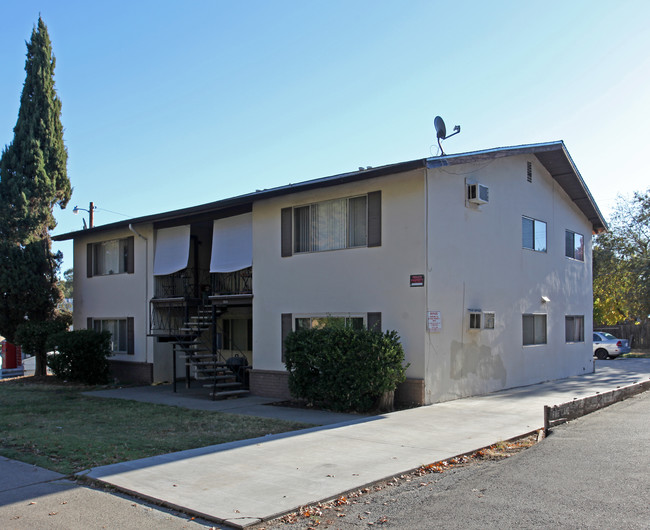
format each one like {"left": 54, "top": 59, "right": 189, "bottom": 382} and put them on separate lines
{"left": 171, "top": 305, "right": 250, "bottom": 400}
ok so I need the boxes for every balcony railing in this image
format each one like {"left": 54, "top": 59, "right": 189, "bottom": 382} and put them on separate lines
{"left": 154, "top": 268, "right": 210, "bottom": 299}
{"left": 211, "top": 267, "right": 252, "bottom": 296}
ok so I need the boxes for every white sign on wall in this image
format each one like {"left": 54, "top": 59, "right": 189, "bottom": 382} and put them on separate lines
{"left": 427, "top": 311, "right": 442, "bottom": 332}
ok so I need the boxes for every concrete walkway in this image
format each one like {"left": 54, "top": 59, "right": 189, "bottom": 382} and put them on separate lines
{"left": 85, "top": 384, "right": 365, "bottom": 426}
{"left": 80, "top": 359, "right": 650, "bottom": 528}
{"left": 0, "top": 457, "right": 211, "bottom": 529}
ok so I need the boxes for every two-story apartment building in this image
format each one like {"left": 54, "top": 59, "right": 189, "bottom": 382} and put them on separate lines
{"left": 53, "top": 141, "right": 607, "bottom": 405}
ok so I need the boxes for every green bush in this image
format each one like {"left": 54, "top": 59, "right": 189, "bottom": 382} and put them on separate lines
{"left": 284, "top": 327, "right": 408, "bottom": 412}
{"left": 16, "top": 316, "right": 71, "bottom": 377}
{"left": 48, "top": 329, "right": 113, "bottom": 384}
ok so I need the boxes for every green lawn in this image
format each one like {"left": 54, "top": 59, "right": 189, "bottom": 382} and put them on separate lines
{"left": 0, "top": 378, "right": 310, "bottom": 475}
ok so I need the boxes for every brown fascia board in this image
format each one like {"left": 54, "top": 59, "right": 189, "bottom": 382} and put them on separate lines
{"left": 52, "top": 141, "right": 607, "bottom": 242}
{"left": 52, "top": 158, "right": 427, "bottom": 241}
{"left": 427, "top": 141, "right": 608, "bottom": 233}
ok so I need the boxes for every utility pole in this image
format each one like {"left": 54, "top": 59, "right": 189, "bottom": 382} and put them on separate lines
{"left": 73, "top": 202, "right": 96, "bottom": 228}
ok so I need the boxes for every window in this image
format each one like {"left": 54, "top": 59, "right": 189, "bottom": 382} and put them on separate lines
{"left": 92, "top": 318, "right": 132, "bottom": 354}
{"left": 88, "top": 236, "right": 134, "bottom": 277}
{"left": 565, "top": 316, "right": 585, "bottom": 343}
{"left": 565, "top": 230, "right": 585, "bottom": 261}
{"left": 522, "top": 217, "right": 547, "bottom": 252}
{"left": 282, "top": 191, "right": 381, "bottom": 257}
{"left": 523, "top": 314, "right": 547, "bottom": 345}
{"left": 294, "top": 196, "right": 367, "bottom": 253}
{"left": 294, "top": 314, "right": 365, "bottom": 331}
{"left": 468, "top": 312, "right": 482, "bottom": 330}
{"left": 483, "top": 312, "right": 495, "bottom": 330}
{"left": 281, "top": 312, "right": 380, "bottom": 362}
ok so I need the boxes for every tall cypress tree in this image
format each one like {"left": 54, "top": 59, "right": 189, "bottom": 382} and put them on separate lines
{"left": 0, "top": 17, "right": 71, "bottom": 375}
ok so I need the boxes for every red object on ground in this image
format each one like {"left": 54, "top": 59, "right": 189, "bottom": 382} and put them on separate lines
{"left": 2, "top": 342, "right": 20, "bottom": 369}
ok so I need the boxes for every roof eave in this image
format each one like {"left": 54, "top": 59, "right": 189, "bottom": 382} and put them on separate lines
{"left": 52, "top": 158, "right": 427, "bottom": 241}
{"left": 427, "top": 141, "right": 608, "bottom": 234}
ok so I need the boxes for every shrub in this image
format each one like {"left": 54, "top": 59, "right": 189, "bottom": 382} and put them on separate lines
{"left": 48, "top": 329, "right": 113, "bottom": 384}
{"left": 15, "top": 316, "right": 70, "bottom": 377}
{"left": 284, "top": 327, "right": 408, "bottom": 412}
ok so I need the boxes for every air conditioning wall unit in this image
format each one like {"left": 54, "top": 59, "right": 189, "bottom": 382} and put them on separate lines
{"left": 467, "top": 183, "right": 489, "bottom": 205}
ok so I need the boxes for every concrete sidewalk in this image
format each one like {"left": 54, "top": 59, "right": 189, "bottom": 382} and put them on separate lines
{"left": 85, "top": 384, "right": 364, "bottom": 426}
{"left": 0, "top": 457, "right": 212, "bottom": 529}
{"left": 80, "top": 359, "right": 650, "bottom": 528}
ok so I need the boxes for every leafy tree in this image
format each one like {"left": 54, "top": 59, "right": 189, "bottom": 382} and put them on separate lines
{"left": 60, "top": 268, "right": 73, "bottom": 299}
{"left": 593, "top": 189, "right": 650, "bottom": 325}
{"left": 0, "top": 17, "right": 71, "bottom": 375}
{"left": 15, "top": 315, "right": 70, "bottom": 375}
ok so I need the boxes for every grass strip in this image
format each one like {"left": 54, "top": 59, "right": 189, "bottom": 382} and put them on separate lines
{"left": 0, "top": 379, "right": 310, "bottom": 475}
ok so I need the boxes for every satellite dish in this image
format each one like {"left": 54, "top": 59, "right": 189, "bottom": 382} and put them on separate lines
{"left": 434, "top": 116, "right": 447, "bottom": 139}
{"left": 433, "top": 115, "right": 461, "bottom": 155}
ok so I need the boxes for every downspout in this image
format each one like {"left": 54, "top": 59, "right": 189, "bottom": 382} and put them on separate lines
{"left": 129, "top": 224, "right": 150, "bottom": 364}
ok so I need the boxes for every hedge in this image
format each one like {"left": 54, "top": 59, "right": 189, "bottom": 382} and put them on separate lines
{"left": 48, "top": 329, "right": 113, "bottom": 385}
{"left": 284, "top": 327, "right": 408, "bottom": 412}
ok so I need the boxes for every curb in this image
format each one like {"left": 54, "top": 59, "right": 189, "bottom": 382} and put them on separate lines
{"left": 544, "top": 379, "right": 650, "bottom": 433}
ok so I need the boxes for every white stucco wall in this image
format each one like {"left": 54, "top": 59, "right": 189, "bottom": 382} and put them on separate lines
{"left": 73, "top": 224, "right": 154, "bottom": 366}
{"left": 252, "top": 169, "right": 427, "bottom": 377}
{"left": 424, "top": 155, "right": 594, "bottom": 403}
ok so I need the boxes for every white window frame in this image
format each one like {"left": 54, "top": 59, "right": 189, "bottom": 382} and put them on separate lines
{"left": 523, "top": 313, "right": 547, "bottom": 346}
{"left": 93, "top": 318, "right": 128, "bottom": 354}
{"left": 565, "top": 230, "right": 585, "bottom": 261}
{"left": 483, "top": 312, "right": 496, "bottom": 330}
{"left": 468, "top": 311, "right": 482, "bottom": 330}
{"left": 522, "top": 216, "right": 547, "bottom": 253}
{"left": 293, "top": 195, "right": 368, "bottom": 253}
{"left": 92, "top": 238, "right": 130, "bottom": 276}
{"left": 565, "top": 315, "right": 585, "bottom": 343}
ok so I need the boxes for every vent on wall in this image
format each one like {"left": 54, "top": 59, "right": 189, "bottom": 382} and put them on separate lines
{"left": 467, "top": 183, "right": 489, "bottom": 205}
{"left": 527, "top": 161, "right": 533, "bottom": 183}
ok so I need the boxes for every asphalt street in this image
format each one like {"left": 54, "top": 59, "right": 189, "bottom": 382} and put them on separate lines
{"left": 262, "top": 390, "right": 650, "bottom": 529}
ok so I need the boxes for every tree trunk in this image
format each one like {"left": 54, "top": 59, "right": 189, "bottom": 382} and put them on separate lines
{"left": 35, "top": 351, "right": 47, "bottom": 377}
{"left": 375, "top": 390, "right": 395, "bottom": 413}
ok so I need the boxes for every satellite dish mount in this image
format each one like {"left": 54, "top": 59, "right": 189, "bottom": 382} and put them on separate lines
{"left": 434, "top": 116, "right": 461, "bottom": 155}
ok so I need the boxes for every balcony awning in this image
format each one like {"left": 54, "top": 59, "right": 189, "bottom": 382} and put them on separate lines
{"left": 210, "top": 213, "right": 252, "bottom": 273}
{"left": 153, "top": 225, "right": 191, "bottom": 276}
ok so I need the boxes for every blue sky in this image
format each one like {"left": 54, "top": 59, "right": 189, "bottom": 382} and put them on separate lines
{"left": 1, "top": 1, "right": 649, "bottom": 273}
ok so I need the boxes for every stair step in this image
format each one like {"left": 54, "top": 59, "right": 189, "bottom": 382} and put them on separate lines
{"left": 204, "top": 381, "right": 244, "bottom": 390}
{"left": 194, "top": 355, "right": 228, "bottom": 369}
{"left": 195, "top": 374, "right": 235, "bottom": 381}
{"left": 192, "top": 363, "right": 229, "bottom": 370}
{"left": 194, "top": 370, "right": 232, "bottom": 378}
{"left": 210, "top": 389, "right": 250, "bottom": 400}
{"left": 179, "top": 354, "right": 220, "bottom": 361}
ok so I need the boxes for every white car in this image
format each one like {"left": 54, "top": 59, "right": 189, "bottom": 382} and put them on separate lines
{"left": 593, "top": 332, "right": 630, "bottom": 360}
